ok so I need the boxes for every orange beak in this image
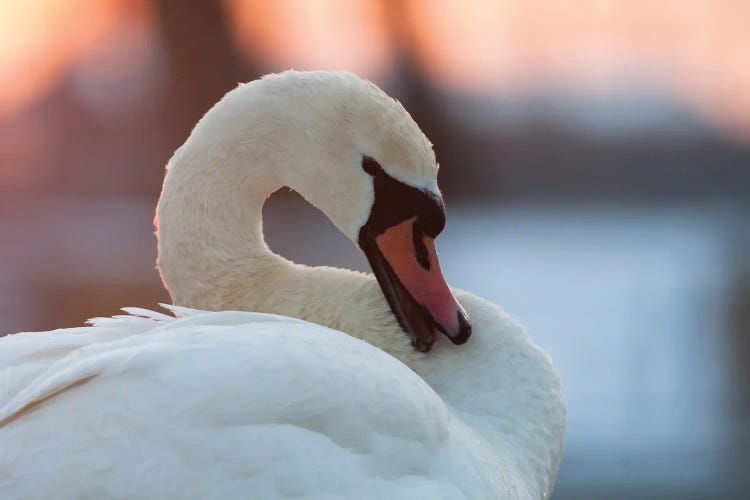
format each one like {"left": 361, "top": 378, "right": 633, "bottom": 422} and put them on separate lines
{"left": 361, "top": 217, "right": 471, "bottom": 352}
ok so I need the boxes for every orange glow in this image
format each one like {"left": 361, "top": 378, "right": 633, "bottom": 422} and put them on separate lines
{"left": 403, "top": 0, "right": 750, "bottom": 140}
{"left": 0, "top": 0, "right": 151, "bottom": 118}
{"left": 1, "top": 1, "right": 750, "bottom": 141}
{"left": 225, "top": 0, "right": 393, "bottom": 77}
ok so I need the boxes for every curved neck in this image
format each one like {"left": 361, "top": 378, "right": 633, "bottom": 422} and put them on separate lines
{"left": 157, "top": 152, "right": 564, "bottom": 496}
{"left": 155, "top": 81, "right": 564, "bottom": 497}
{"left": 157, "top": 138, "right": 276, "bottom": 301}
{"left": 155, "top": 110, "right": 412, "bottom": 356}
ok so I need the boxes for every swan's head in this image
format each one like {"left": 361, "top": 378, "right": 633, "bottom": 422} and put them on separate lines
{"left": 271, "top": 72, "right": 471, "bottom": 351}
{"left": 354, "top": 154, "right": 471, "bottom": 352}
{"left": 184, "top": 71, "right": 471, "bottom": 351}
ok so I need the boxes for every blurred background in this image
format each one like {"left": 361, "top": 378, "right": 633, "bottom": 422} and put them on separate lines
{"left": 1, "top": 0, "right": 749, "bottom": 497}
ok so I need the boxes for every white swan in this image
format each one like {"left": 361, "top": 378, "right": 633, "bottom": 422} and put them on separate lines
{"left": 0, "top": 71, "right": 565, "bottom": 499}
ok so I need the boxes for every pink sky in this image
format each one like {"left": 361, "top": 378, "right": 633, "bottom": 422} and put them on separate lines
{"left": 2, "top": 0, "right": 749, "bottom": 140}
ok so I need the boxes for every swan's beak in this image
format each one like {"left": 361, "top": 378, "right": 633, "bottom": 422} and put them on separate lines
{"left": 360, "top": 218, "right": 472, "bottom": 352}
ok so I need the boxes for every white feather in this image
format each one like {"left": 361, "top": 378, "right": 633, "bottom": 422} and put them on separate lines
{"left": 0, "top": 71, "right": 564, "bottom": 499}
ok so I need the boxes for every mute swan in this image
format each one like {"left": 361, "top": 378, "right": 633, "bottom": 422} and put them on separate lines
{"left": 0, "top": 71, "right": 565, "bottom": 499}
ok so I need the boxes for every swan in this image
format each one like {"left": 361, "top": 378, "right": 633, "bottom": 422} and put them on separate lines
{"left": 0, "top": 71, "right": 565, "bottom": 499}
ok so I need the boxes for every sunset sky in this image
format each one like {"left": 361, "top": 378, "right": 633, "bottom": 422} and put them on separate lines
{"left": 2, "top": 0, "right": 749, "bottom": 140}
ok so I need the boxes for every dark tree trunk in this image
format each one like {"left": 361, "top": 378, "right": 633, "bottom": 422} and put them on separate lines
{"left": 152, "top": 0, "right": 260, "bottom": 173}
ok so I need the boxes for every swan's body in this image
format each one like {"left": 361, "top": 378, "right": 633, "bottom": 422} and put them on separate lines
{"left": 0, "top": 71, "right": 565, "bottom": 499}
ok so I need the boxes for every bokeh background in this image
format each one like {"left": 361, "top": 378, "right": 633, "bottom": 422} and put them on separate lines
{"left": 1, "top": 1, "right": 749, "bottom": 498}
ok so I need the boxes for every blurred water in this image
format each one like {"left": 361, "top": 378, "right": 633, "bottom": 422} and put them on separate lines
{"left": 439, "top": 203, "right": 746, "bottom": 498}
{"left": 1, "top": 195, "right": 747, "bottom": 498}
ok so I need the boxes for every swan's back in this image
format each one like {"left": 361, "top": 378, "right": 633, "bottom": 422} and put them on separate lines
{"left": 0, "top": 309, "right": 525, "bottom": 499}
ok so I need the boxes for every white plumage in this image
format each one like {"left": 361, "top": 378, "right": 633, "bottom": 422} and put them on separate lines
{"left": 0, "top": 71, "right": 565, "bottom": 499}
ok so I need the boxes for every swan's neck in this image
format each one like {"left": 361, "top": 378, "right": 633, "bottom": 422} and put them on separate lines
{"left": 157, "top": 155, "right": 565, "bottom": 495}
{"left": 156, "top": 82, "right": 563, "bottom": 497}
{"left": 156, "top": 93, "right": 414, "bottom": 357}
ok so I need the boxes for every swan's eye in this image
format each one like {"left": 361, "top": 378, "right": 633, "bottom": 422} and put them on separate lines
{"left": 413, "top": 220, "right": 430, "bottom": 271}
{"left": 359, "top": 153, "right": 445, "bottom": 241}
